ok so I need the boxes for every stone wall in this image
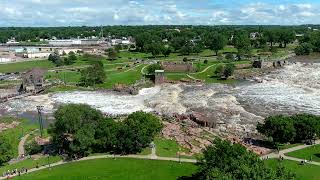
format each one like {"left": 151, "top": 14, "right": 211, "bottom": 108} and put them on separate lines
{"left": 161, "top": 62, "right": 194, "bottom": 72}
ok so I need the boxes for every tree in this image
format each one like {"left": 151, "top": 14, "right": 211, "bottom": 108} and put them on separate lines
{"left": 171, "top": 37, "right": 187, "bottom": 52}
{"left": 184, "top": 139, "right": 295, "bottom": 180}
{"left": 25, "top": 140, "right": 43, "bottom": 155}
{"left": 48, "top": 51, "right": 63, "bottom": 66}
{"left": 80, "top": 60, "right": 106, "bottom": 87}
{"left": 64, "top": 51, "right": 77, "bottom": 65}
{"left": 114, "top": 111, "right": 162, "bottom": 154}
{"left": 214, "top": 63, "right": 235, "bottom": 79}
{"left": 145, "top": 42, "right": 163, "bottom": 57}
{"left": 0, "top": 136, "right": 14, "bottom": 165}
{"left": 292, "top": 114, "right": 320, "bottom": 142}
{"left": 257, "top": 115, "right": 296, "bottom": 144}
{"left": 278, "top": 30, "right": 295, "bottom": 48}
{"left": 146, "top": 63, "right": 162, "bottom": 75}
{"left": 223, "top": 63, "right": 235, "bottom": 78}
{"left": 162, "top": 46, "right": 172, "bottom": 57}
{"left": 214, "top": 64, "right": 225, "bottom": 77}
{"left": 294, "top": 43, "right": 313, "bottom": 55}
{"left": 233, "top": 32, "right": 251, "bottom": 60}
{"left": 258, "top": 114, "right": 320, "bottom": 145}
{"left": 264, "top": 30, "right": 278, "bottom": 47}
{"left": 180, "top": 43, "right": 193, "bottom": 55}
{"left": 106, "top": 48, "right": 118, "bottom": 60}
{"left": 206, "top": 33, "right": 227, "bottom": 55}
{"left": 49, "top": 104, "right": 105, "bottom": 158}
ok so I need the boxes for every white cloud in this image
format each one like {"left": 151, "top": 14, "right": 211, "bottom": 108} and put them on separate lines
{"left": 0, "top": 0, "right": 319, "bottom": 26}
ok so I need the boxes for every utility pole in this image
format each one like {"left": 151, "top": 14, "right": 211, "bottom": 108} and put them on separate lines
{"left": 36, "top": 105, "right": 44, "bottom": 137}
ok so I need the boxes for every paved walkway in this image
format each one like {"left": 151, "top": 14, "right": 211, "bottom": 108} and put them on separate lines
{"left": 190, "top": 64, "right": 216, "bottom": 75}
{"left": 261, "top": 140, "right": 320, "bottom": 166}
{"left": 1, "top": 146, "right": 196, "bottom": 179}
{"left": 18, "top": 130, "right": 38, "bottom": 158}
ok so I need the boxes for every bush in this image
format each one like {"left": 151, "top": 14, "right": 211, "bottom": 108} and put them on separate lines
{"left": 146, "top": 63, "right": 162, "bottom": 75}
{"left": 294, "top": 43, "right": 313, "bottom": 55}
{"left": 225, "top": 53, "right": 234, "bottom": 61}
{"left": 257, "top": 114, "right": 320, "bottom": 145}
{"left": 182, "top": 57, "right": 188, "bottom": 62}
{"left": 25, "top": 140, "right": 43, "bottom": 155}
{"left": 0, "top": 136, "right": 14, "bottom": 165}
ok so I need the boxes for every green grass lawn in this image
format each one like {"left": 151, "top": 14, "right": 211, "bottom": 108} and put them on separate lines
{"left": 98, "top": 65, "right": 143, "bottom": 88}
{"left": 0, "top": 156, "right": 62, "bottom": 175}
{"left": 46, "top": 85, "right": 88, "bottom": 93}
{"left": 286, "top": 144, "right": 320, "bottom": 162}
{"left": 0, "top": 60, "right": 55, "bottom": 73}
{"left": 265, "top": 159, "right": 320, "bottom": 180}
{"left": 154, "top": 137, "right": 193, "bottom": 158}
{"left": 0, "top": 117, "right": 37, "bottom": 157}
{"left": 45, "top": 71, "right": 81, "bottom": 84}
{"left": 278, "top": 143, "right": 303, "bottom": 150}
{"left": 16, "top": 158, "right": 197, "bottom": 180}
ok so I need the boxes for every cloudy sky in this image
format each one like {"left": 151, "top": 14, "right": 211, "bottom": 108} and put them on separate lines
{"left": 0, "top": 0, "right": 319, "bottom": 26}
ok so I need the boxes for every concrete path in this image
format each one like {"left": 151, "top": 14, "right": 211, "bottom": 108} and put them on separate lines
{"left": 18, "top": 130, "right": 38, "bottom": 157}
{"left": 18, "top": 134, "right": 30, "bottom": 157}
{"left": 1, "top": 150, "right": 196, "bottom": 179}
{"left": 190, "top": 64, "right": 216, "bottom": 75}
{"left": 261, "top": 140, "right": 320, "bottom": 166}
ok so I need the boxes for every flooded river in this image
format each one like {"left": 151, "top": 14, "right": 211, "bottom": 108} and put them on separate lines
{"left": 1, "top": 62, "right": 319, "bottom": 134}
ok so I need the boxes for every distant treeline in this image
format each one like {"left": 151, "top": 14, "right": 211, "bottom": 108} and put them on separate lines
{"left": 0, "top": 25, "right": 316, "bottom": 43}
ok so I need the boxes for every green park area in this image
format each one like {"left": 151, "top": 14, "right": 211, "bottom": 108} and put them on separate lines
{"left": 286, "top": 144, "right": 320, "bottom": 162}
{"left": 0, "top": 60, "right": 54, "bottom": 73}
{"left": 0, "top": 117, "right": 37, "bottom": 157}
{"left": 15, "top": 158, "right": 197, "bottom": 180}
{"left": 0, "top": 156, "right": 62, "bottom": 175}
{"left": 265, "top": 159, "right": 320, "bottom": 180}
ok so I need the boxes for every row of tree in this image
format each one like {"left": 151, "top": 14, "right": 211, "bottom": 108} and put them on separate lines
{"left": 294, "top": 31, "right": 320, "bottom": 55}
{"left": 49, "top": 104, "right": 162, "bottom": 158}
{"left": 48, "top": 51, "right": 77, "bottom": 66}
{"left": 257, "top": 114, "right": 320, "bottom": 145}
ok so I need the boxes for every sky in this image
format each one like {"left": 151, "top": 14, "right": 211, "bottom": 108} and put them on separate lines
{"left": 0, "top": 0, "right": 320, "bottom": 26}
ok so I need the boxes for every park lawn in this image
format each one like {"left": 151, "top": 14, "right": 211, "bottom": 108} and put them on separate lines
{"left": 98, "top": 65, "right": 143, "bottom": 88}
{"left": 0, "top": 118, "right": 37, "bottom": 157}
{"left": 15, "top": 158, "right": 197, "bottom": 180}
{"left": 154, "top": 137, "right": 193, "bottom": 158}
{"left": 46, "top": 85, "right": 88, "bottom": 93}
{"left": 0, "top": 60, "right": 55, "bottom": 73}
{"left": 165, "top": 73, "right": 188, "bottom": 81}
{"left": 138, "top": 147, "right": 152, "bottom": 155}
{"left": 286, "top": 144, "right": 320, "bottom": 162}
{"left": 265, "top": 159, "right": 320, "bottom": 180}
{"left": 45, "top": 71, "right": 81, "bottom": 84}
{"left": 0, "top": 156, "right": 62, "bottom": 175}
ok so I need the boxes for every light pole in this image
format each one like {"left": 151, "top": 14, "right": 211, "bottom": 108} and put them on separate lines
{"left": 36, "top": 105, "right": 44, "bottom": 137}
{"left": 178, "top": 147, "right": 181, "bottom": 164}
{"left": 113, "top": 145, "right": 116, "bottom": 160}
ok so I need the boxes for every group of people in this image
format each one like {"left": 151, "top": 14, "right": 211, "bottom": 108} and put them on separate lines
{"left": 2, "top": 167, "right": 28, "bottom": 178}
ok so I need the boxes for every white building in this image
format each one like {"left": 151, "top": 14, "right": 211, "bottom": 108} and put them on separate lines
{"left": 25, "top": 52, "right": 51, "bottom": 59}
{"left": 48, "top": 40, "right": 74, "bottom": 46}
{"left": 49, "top": 39, "right": 100, "bottom": 46}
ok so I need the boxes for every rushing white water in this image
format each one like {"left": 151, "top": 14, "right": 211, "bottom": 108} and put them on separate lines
{"left": 237, "top": 63, "right": 320, "bottom": 116}
{"left": 1, "top": 62, "right": 319, "bottom": 134}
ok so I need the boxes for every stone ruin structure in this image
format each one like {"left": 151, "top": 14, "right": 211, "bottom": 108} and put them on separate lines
{"left": 19, "top": 68, "right": 46, "bottom": 93}
{"left": 155, "top": 70, "right": 165, "bottom": 85}
{"left": 252, "top": 60, "right": 290, "bottom": 69}
{"left": 161, "top": 62, "right": 194, "bottom": 72}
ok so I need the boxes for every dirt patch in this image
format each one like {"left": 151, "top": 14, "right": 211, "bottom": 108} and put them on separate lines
{"left": 0, "top": 121, "right": 20, "bottom": 132}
